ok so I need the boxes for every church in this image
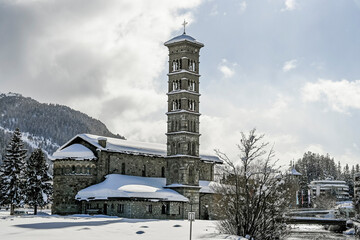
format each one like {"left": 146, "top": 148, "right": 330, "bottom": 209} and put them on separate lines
{"left": 51, "top": 27, "right": 222, "bottom": 220}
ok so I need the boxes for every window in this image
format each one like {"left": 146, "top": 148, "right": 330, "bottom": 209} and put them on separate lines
{"left": 177, "top": 143, "right": 181, "bottom": 155}
{"left": 161, "top": 204, "right": 167, "bottom": 214}
{"left": 147, "top": 204, "right": 153, "bottom": 213}
{"left": 142, "top": 165, "right": 146, "bottom": 177}
{"left": 117, "top": 204, "right": 124, "bottom": 213}
{"left": 121, "top": 163, "right": 125, "bottom": 174}
{"left": 71, "top": 165, "right": 75, "bottom": 174}
{"left": 161, "top": 166, "right": 165, "bottom": 177}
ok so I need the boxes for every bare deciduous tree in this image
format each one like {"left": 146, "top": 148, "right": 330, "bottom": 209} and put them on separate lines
{"left": 213, "top": 129, "right": 289, "bottom": 240}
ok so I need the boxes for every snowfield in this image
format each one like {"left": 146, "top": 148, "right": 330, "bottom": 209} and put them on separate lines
{"left": 0, "top": 210, "right": 245, "bottom": 240}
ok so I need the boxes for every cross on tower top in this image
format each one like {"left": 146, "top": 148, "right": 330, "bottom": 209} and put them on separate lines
{"left": 182, "top": 20, "right": 188, "bottom": 34}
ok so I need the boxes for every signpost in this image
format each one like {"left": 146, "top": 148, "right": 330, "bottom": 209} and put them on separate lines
{"left": 188, "top": 212, "right": 195, "bottom": 240}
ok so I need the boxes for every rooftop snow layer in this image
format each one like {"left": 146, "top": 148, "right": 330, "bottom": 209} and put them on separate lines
{"left": 52, "top": 143, "right": 96, "bottom": 160}
{"left": 76, "top": 174, "right": 189, "bottom": 202}
{"left": 289, "top": 168, "right": 302, "bottom": 176}
{"left": 56, "top": 133, "right": 222, "bottom": 163}
{"left": 164, "top": 33, "right": 204, "bottom": 46}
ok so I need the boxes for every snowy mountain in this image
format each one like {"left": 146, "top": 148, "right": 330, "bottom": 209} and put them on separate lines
{"left": 0, "top": 92, "right": 125, "bottom": 164}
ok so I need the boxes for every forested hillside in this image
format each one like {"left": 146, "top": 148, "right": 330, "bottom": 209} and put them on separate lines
{"left": 0, "top": 93, "right": 124, "bottom": 162}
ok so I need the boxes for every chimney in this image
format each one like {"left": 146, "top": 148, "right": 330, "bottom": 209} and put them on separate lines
{"left": 97, "top": 137, "right": 107, "bottom": 148}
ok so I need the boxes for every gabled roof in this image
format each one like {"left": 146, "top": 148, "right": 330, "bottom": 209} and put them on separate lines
{"left": 53, "top": 133, "right": 222, "bottom": 164}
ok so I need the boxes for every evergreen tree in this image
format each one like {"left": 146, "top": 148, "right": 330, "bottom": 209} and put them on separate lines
{"left": 0, "top": 128, "right": 27, "bottom": 215}
{"left": 356, "top": 164, "right": 360, "bottom": 173}
{"left": 24, "top": 148, "right": 52, "bottom": 215}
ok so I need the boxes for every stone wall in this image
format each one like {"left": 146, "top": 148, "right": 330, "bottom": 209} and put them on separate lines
{"left": 83, "top": 200, "right": 185, "bottom": 219}
{"left": 106, "top": 152, "right": 167, "bottom": 178}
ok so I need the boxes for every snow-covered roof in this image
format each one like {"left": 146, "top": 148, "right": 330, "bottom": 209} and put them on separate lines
{"left": 289, "top": 167, "right": 302, "bottom": 176}
{"left": 76, "top": 174, "right": 189, "bottom": 202}
{"left": 310, "top": 180, "right": 347, "bottom": 185}
{"left": 164, "top": 33, "right": 204, "bottom": 47}
{"left": 52, "top": 144, "right": 96, "bottom": 160}
{"left": 55, "top": 133, "right": 222, "bottom": 163}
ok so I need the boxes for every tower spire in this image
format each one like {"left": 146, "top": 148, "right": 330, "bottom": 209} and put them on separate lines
{"left": 182, "top": 19, "right": 188, "bottom": 34}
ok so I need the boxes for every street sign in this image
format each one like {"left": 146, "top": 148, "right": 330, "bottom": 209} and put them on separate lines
{"left": 188, "top": 212, "right": 195, "bottom": 222}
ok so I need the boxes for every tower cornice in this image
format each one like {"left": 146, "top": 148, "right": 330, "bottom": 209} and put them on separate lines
{"left": 166, "top": 131, "right": 201, "bottom": 136}
{"left": 166, "top": 110, "right": 201, "bottom": 116}
{"left": 167, "top": 70, "right": 200, "bottom": 77}
{"left": 167, "top": 90, "right": 200, "bottom": 96}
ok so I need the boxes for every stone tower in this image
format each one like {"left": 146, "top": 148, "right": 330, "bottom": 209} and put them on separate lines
{"left": 164, "top": 26, "right": 204, "bottom": 217}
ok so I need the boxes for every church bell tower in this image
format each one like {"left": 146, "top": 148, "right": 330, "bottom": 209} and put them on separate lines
{"left": 164, "top": 21, "right": 204, "bottom": 217}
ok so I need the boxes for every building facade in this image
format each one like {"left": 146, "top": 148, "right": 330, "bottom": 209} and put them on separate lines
{"left": 51, "top": 31, "right": 222, "bottom": 219}
{"left": 308, "top": 179, "right": 350, "bottom": 202}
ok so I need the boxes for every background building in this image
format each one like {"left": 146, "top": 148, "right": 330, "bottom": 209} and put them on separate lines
{"left": 309, "top": 179, "right": 350, "bottom": 203}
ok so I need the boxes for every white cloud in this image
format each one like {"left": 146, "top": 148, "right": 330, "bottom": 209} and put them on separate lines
{"left": 282, "top": 59, "right": 297, "bottom": 72}
{"left": 0, "top": 0, "right": 203, "bottom": 142}
{"left": 210, "top": 4, "right": 218, "bottom": 16}
{"left": 218, "top": 59, "right": 235, "bottom": 78}
{"left": 302, "top": 79, "right": 360, "bottom": 113}
{"left": 238, "top": 1, "right": 247, "bottom": 13}
{"left": 282, "top": 0, "right": 297, "bottom": 11}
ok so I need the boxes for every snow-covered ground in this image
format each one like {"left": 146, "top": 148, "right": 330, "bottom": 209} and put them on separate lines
{"left": 0, "top": 210, "right": 245, "bottom": 240}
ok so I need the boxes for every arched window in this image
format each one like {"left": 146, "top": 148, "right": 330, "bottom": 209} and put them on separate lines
{"left": 177, "top": 143, "right": 181, "bottom": 155}
{"left": 172, "top": 142, "right": 176, "bottom": 155}
{"left": 71, "top": 166, "right": 75, "bottom": 174}
{"left": 142, "top": 165, "right": 146, "bottom": 177}
{"left": 161, "top": 204, "right": 167, "bottom": 214}
{"left": 161, "top": 166, "right": 165, "bottom": 178}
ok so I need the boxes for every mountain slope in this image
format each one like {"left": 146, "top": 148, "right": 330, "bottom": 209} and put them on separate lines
{"left": 0, "top": 92, "right": 124, "bottom": 162}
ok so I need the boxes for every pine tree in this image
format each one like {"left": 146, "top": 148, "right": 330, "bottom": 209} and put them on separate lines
{"left": 24, "top": 148, "right": 52, "bottom": 215}
{"left": 0, "top": 128, "right": 27, "bottom": 215}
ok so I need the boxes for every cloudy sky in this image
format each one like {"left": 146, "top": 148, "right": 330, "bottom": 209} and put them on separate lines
{"left": 1, "top": 0, "right": 360, "bottom": 167}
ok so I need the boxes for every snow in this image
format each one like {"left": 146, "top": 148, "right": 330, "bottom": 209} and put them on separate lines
{"left": 52, "top": 144, "right": 96, "bottom": 160}
{"left": 289, "top": 168, "right": 302, "bottom": 176}
{"left": 56, "top": 133, "right": 222, "bottom": 163}
{"left": 199, "top": 181, "right": 219, "bottom": 194}
{"left": 164, "top": 33, "right": 204, "bottom": 46}
{"left": 0, "top": 210, "right": 248, "bottom": 240}
{"left": 76, "top": 174, "right": 189, "bottom": 202}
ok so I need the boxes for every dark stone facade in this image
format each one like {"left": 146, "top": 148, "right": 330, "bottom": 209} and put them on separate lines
{"left": 52, "top": 32, "right": 220, "bottom": 220}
